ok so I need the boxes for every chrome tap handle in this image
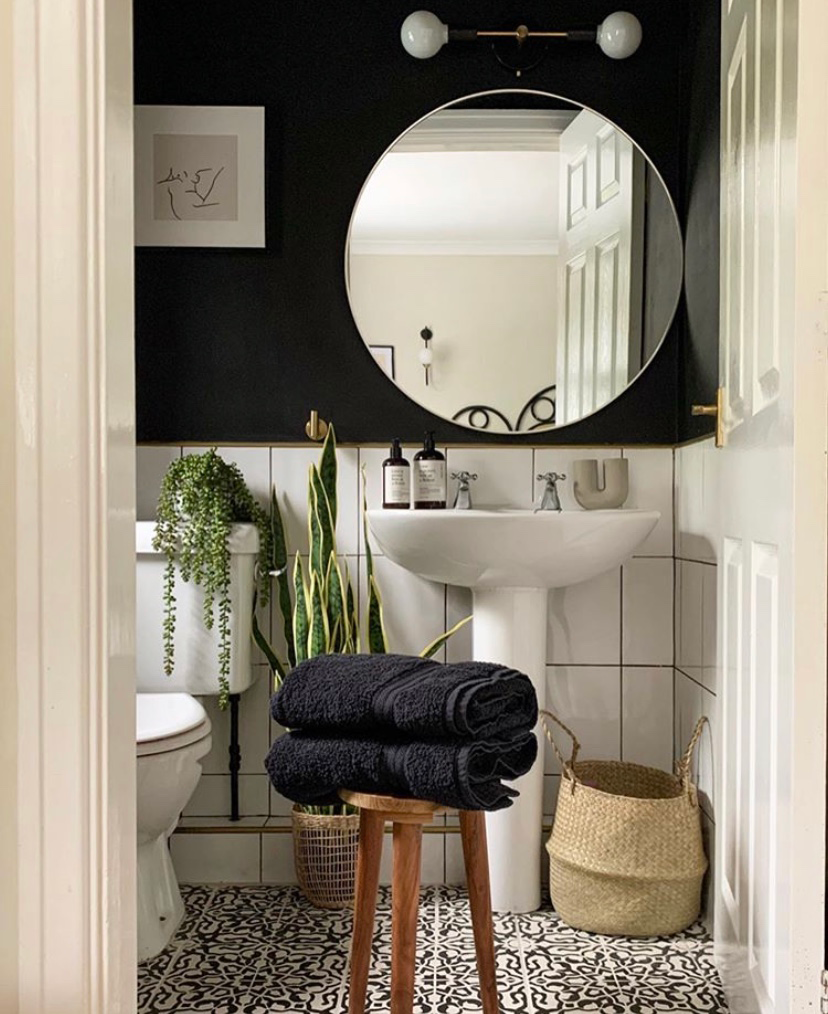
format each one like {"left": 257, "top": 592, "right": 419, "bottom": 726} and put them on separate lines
{"left": 451, "top": 471, "right": 478, "bottom": 487}
{"left": 535, "top": 472, "right": 566, "bottom": 513}
{"left": 451, "top": 471, "right": 478, "bottom": 509}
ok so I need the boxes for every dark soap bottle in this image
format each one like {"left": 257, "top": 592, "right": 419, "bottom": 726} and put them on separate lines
{"left": 413, "top": 431, "right": 447, "bottom": 509}
{"left": 382, "top": 438, "right": 411, "bottom": 509}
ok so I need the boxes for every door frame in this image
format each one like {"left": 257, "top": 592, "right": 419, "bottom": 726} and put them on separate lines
{"left": 8, "top": 0, "right": 137, "bottom": 1010}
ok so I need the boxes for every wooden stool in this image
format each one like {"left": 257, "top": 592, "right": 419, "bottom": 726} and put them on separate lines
{"left": 340, "top": 790, "right": 499, "bottom": 1014}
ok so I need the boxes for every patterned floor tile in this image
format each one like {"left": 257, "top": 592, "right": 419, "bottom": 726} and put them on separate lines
{"left": 136, "top": 885, "right": 728, "bottom": 1013}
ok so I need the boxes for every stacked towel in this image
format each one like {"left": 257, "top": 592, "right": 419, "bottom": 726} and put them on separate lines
{"left": 264, "top": 654, "right": 538, "bottom": 812}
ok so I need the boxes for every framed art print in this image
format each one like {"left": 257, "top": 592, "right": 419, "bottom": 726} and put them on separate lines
{"left": 135, "top": 105, "right": 265, "bottom": 247}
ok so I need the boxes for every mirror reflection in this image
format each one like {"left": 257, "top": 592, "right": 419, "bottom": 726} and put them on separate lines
{"left": 346, "top": 92, "right": 683, "bottom": 433}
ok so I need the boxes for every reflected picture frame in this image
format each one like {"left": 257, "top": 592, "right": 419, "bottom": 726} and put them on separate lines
{"left": 135, "top": 105, "right": 265, "bottom": 248}
{"left": 369, "top": 345, "right": 395, "bottom": 380}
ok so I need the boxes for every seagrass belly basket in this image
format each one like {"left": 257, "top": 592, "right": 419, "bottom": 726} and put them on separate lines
{"left": 542, "top": 711, "right": 709, "bottom": 937}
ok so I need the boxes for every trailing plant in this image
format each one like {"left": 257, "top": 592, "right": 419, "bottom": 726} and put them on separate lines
{"left": 255, "top": 425, "right": 470, "bottom": 816}
{"left": 154, "top": 449, "right": 272, "bottom": 709}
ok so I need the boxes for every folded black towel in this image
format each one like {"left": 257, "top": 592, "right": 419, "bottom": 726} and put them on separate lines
{"left": 270, "top": 653, "right": 538, "bottom": 740}
{"left": 264, "top": 730, "right": 538, "bottom": 811}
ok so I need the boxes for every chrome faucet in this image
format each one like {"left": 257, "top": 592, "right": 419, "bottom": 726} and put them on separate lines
{"left": 535, "top": 472, "right": 566, "bottom": 513}
{"left": 451, "top": 471, "right": 478, "bottom": 510}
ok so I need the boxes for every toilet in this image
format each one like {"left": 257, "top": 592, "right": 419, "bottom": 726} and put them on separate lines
{"left": 135, "top": 521, "right": 259, "bottom": 961}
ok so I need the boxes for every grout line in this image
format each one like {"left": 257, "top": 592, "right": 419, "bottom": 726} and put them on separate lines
{"left": 514, "top": 916, "right": 538, "bottom": 1014}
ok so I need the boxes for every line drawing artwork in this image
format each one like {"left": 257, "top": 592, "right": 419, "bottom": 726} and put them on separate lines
{"left": 156, "top": 165, "right": 226, "bottom": 220}
{"left": 136, "top": 108, "right": 264, "bottom": 246}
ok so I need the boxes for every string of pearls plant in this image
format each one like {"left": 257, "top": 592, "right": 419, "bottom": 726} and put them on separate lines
{"left": 153, "top": 449, "right": 272, "bottom": 709}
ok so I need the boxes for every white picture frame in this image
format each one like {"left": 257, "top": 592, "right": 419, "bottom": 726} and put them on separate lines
{"left": 134, "top": 105, "right": 265, "bottom": 247}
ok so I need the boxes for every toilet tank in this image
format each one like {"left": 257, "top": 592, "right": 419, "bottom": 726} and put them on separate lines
{"left": 136, "top": 521, "right": 260, "bottom": 695}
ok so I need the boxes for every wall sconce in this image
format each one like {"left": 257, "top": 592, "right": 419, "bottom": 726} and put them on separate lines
{"left": 401, "top": 10, "right": 643, "bottom": 74}
{"left": 419, "top": 327, "right": 434, "bottom": 386}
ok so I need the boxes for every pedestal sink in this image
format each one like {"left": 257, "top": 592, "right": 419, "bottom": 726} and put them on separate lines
{"left": 366, "top": 507, "right": 660, "bottom": 913}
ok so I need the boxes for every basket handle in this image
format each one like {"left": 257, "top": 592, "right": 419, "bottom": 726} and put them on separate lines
{"left": 539, "top": 709, "right": 581, "bottom": 783}
{"left": 676, "top": 716, "right": 708, "bottom": 793}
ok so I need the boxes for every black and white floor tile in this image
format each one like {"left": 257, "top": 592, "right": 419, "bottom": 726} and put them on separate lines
{"left": 138, "top": 885, "right": 728, "bottom": 1013}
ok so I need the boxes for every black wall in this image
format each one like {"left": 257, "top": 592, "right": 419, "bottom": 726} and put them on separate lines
{"left": 678, "top": 0, "right": 721, "bottom": 443}
{"left": 134, "top": 1, "right": 716, "bottom": 446}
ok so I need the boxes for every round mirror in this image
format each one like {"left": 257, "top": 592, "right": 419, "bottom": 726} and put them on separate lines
{"left": 346, "top": 90, "right": 683, "bottom": 433}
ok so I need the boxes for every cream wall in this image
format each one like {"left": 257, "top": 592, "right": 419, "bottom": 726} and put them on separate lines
{"left": 349, "top": 254, "right": 558, "bottom": 431}
{"left": 0, "top": 1, "right": 18, "bottom": 1008}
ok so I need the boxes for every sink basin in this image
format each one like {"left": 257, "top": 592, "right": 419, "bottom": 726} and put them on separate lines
{"left": 366, "top": 505, "right": 660, "bottom": 915}
{"left": 367, "top": 508, "right": 660, "bottom": 589}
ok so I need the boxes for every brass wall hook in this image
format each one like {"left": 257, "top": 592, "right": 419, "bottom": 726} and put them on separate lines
{"left": 305, "top": 410, "right": 329, "bottom": 442}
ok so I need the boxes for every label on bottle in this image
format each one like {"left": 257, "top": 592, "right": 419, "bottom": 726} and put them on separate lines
{"left": 383, "top": 465, "right": 410, "bottom": 506}
{"left": 413, "top": 460, "right": 446, "bottom": 505}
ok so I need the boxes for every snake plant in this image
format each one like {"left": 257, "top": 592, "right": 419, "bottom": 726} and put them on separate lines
{"left": 254, "top": 424, "right": 469, "bottom": 685}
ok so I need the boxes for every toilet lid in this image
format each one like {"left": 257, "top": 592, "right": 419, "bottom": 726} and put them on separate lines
{"left": 137, "top": 692, "right": 208, "bottom": 744}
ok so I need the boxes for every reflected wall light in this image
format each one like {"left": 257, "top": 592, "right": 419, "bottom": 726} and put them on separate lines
{"left": 401, "top": 10, "right": 643, "bottom": 73}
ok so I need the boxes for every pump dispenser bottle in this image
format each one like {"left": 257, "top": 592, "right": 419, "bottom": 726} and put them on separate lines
{"left": 413, "top": 431, "right": 447, "bottom": 509}
{"left": 382, "top": 438, "right": 410, "bottom": 509}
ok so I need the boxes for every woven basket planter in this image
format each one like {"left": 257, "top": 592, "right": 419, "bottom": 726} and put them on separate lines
{"left": 292, "top": 806, "right": 360, "bottom": 910}
{"left": 543, "top": 711, "right": 709, "bottom": 938}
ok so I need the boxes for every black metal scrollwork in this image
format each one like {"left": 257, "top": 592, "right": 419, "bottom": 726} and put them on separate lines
{"left": 452, "top": 385, "right": 556, "bottom": 432}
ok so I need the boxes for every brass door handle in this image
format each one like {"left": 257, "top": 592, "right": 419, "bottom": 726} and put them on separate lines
{"left": 305, "top": 410, "right": 329, "bottom": 442}
{"left": 691, "top": 387, "right": 724, "bottom": 448}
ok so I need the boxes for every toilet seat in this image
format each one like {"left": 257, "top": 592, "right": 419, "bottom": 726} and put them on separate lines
{"left": 137, "top": 692, "right": 211, "bottom": 757}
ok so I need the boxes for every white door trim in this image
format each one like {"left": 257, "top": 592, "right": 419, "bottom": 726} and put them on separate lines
{"left": 12, "top": 0, "right": 136, "bottom": 1010}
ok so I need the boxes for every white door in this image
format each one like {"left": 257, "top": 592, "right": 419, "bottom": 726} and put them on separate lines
{"left": 716, "top": 0, "right": 828, "bottom": 1010}
{"left": 556, "top": 110, "right": 644, "bottom": 424}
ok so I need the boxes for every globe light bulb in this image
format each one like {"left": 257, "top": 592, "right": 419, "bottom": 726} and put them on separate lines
{"left": 401, "top": 10, "right": 448, "bottom": 59}
{"left": 418, "top": 347, "right": 434, "bottom": 366}
{"left": 596, "top": 11, "right": 643, "bottom": 59}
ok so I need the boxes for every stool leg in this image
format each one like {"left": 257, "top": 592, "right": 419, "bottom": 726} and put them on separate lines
{"left": 391, "top": 822, "right": 423, "bottom": 1014}
{"left": 459, "top": 811, "right": 499, "bottom": 1014}
{"left": 349, "top": 810, "right": 384, "bottom": 1014}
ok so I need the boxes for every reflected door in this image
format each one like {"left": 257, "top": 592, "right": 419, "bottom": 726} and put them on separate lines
{"left": 556, "top": 110, "right": 644, "bottom": 425}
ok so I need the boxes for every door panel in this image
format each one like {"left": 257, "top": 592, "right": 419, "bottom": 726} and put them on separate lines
{"left": 716, "top": 0, "right": 827, "bottom": 1010}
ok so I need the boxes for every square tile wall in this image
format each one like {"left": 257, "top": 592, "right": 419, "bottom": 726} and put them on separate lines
{"left": 674, "top": 438, "right": 719, "bottom": 924}
{"left": 139, "top": 443, "right": 678, "bottom": 885}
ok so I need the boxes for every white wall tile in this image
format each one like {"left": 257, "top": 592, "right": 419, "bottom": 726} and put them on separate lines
{"left": 697, "top": 687, "right": 717, "bottom": 820}
{"left": 544, "top": 666, "right": 621, "bottom": 774}
{"left": 675, "top": 439, "right": 719, "bottom": 564}
{"left": 269, "top": 785, "right": 295, "bottom": 818}
{"left": 621, "top": 668, "right": 674, "bottom": 771}
{"left": 676, "top": 560, "right": 703, "bottom": 682}
{"left": 622, "top": 448, "right": 674, "bottom": 556}
{"left": 534, "top": 447, "right": 622, "bottom": 513}
{"left": 445, "top": 584, "right": 474, "bottom": 663}
{"left": 171, "top": 831, "right": 261, "bottom": 884}
{"left": 622, "top": 558, "right": 673, "bottom": 665}
{"left": 702, "top": 564, "right": 718, "bottom": 694}
{"left": 673, "top": 668, "right": 702, "bottom": 769}
{"left": 197, "top": 667, "right": 271, "bottom": 775}
{"left": 261, "top": 833, "right": 297, "bottom": 884}
{"left": 136, "top": 446, "right": 181, "bottom": 520}
{"left": 183, "top": 773, "right": 270, "bottom": 818}
{"left": 543, "top": 774, "right": 561, "bottom": 819}
{"left": 271, "top": 446, "right": 359, "bottom": 557}
{"left": 445, "top": 833, "right": 466, "bottom": 886}
{"left": 548, "top": 567, "right": 621, "bottom": 665}
{"left": 378, "top": 830, "right": 444, "bottom": 886}
{"left": 445, "top": 447, "right": 534, "bottom": 509}
{"left": 362, "top": 555, "right": 446, "bottom": 658}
